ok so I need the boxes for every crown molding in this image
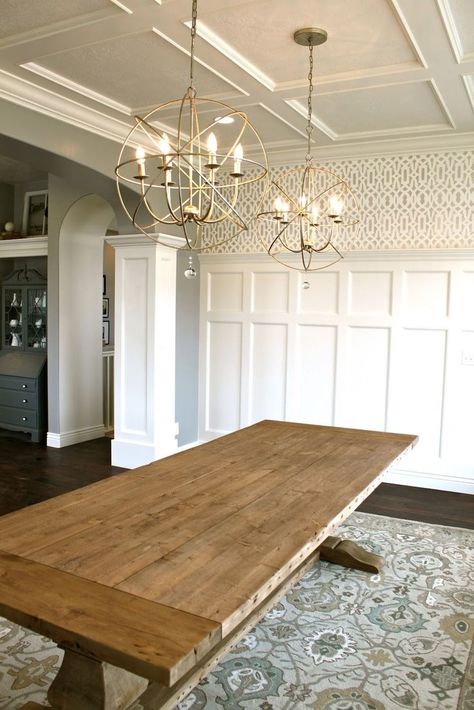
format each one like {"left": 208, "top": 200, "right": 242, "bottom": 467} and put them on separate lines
{"left": 198, "top": 248, "right": 474, "bottom": 264}
{"left": 266, "top": 131, "right": 474, "bottom": 164}
{"left": 0, "top": 236, "right": 48, "bottom": 258}
{"left": 0, "top": 69, "right": 130, "bottom": 145}
{"left": 105, "top": 232, "right": 186, "bottom": 249}
{"left": 21, "top": 63, "right": 130, "bottom": 116}
{"left": 0, "top": 69, "right": 471, "bottom": 168}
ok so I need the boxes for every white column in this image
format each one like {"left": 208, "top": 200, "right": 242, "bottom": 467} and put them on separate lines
{"left": 107, "top": 235, "right": 180, "bottom": 468}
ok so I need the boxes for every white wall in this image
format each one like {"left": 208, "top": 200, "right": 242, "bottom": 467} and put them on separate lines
{"left": 198, "top": 252, "right": 474, "bottom": 494}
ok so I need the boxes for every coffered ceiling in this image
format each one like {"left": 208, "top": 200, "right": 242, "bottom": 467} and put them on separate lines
{"left": 0, "top": 0, "right": 472, "bottom": 162}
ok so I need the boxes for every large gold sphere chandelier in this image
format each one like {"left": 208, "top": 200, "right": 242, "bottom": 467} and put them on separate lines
{"left": 256, "top": 29, "right": 360, "bottom": 271}
{"left": 115, "top": 0, "right": 268, "bottom": 251}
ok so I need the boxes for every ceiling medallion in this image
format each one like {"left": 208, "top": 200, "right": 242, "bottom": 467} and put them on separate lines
{"left": 256, "top": 28, "right": 360, "bottom": 271}
{"left": 115, "top": 0, "right": 268, "bottom": 251}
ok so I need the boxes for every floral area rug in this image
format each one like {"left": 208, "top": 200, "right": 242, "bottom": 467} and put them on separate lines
{"left": 0, "top": 512, "right": 473, "bottom": 709}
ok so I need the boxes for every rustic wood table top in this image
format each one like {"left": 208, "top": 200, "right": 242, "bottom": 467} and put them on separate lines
{"left": 0, "top": 421, "right": 417, "bottom": 688}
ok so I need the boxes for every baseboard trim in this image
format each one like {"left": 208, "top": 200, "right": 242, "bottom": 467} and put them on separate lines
{"left": 177, "top": 439, "right": 202, "bottom": 452}
{"left": 47, "top": 425, "right": 105, "bottom": 448}
{"left": 385, "top": 467, "right": 474, "bottom": 494}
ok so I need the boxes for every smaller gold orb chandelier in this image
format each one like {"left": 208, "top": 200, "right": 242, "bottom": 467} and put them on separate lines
{"left": 257, "top": 28, "right": 359, "bottom": 271}
{"left": 115, "top": 0, "right": 268, "bottom": 251}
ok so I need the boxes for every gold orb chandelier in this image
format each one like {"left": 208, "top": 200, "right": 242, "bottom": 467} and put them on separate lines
{"left": 257, "top": 28, "right": 359, "bottom": 271}
{"left": 115, "top": 0, "right": 268, "bottom": 251}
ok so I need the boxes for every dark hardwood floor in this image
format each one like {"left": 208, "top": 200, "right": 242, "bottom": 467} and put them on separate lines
{"left": 0, "top": 430, "right": 472, "bottom": 528}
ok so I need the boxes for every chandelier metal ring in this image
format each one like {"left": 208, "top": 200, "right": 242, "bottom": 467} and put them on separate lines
{"left": 115, "top": 0, "right": 268, "bottom": 252}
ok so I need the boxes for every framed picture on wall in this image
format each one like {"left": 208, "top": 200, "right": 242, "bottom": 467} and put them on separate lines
{"left": 102, "top": 297, "right": 109, "bottom": 319}
{"left": 22, "top": 190, "right": 48, "bottom": 236}
{"left": 102, "top": 320, "right": 110, "bottom": 346}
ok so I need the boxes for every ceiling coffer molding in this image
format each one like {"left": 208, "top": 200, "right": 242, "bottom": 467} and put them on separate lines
{"left": 0, "top": 0, "right": 471, "bottom": 162}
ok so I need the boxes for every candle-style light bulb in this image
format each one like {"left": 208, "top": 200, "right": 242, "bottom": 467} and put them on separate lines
{"left": 298, "top": 194, "right": 307, "bottom": 209}
{"left": 281, "top": 201, "right": 290, "bottom": 223}
{"left": 135, "top": 146, "right": 146, "bottom": 178}
{"left": 233, "top": 143, "right": 243, "bottom": 174}
{"left": 329, "top": 196, "right": 343, "bottom": 219}
{"left": 207, "top": 132, "right": 218, "bottom": 166}
{"left": 274, "top": 196, "right": 283, "bottom": 220}
{"left": 311, "top": 205, "right": 319, "bottom": 225}
{"left": 159, "top": 133, "right": 171, "bottom": 163}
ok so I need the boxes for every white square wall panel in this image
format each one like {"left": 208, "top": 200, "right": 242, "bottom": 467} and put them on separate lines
{"left": 462, "top": 272, "right": 474, "bottom": 325}
{"left": 297, "top": 272, "right": 339, "bottom": 314}
{"left": 251, "top": 272, "right": 289, "bottom": 312}
{"left": 403, "top": 271, "right": 450, "bottom": 318}
{"left": 208, "top": 272, "right": 243, "bottom": 312}
{"left": 250, "top": 323, "right": 287, "bottom": 422}
{"left": 207, "top": 322, "right": 242, "bottom": 432}
{"left": 349, "top": 271, "right": 392, "bottom": 316}
{"left": 294, "top": 325, "right": 337, "bottom": 425}
{"left": 339, "top": 327, "right": 390, "bottom": 431}
{"left": 388, "top": 328, "right": 447, "bottom": 464}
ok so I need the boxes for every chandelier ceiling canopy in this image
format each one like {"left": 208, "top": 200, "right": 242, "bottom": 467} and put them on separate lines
{"left": 256, "top": 28, "right": 360, "bottom": 272}
{"left": 115, "top": 0, "right": 268, "bottom": 252}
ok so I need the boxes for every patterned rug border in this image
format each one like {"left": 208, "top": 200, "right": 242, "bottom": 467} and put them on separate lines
{"left": 350, "top": 510, "right": 474, "bottom": 534}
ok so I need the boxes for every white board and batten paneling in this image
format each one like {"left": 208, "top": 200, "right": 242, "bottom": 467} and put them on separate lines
{"left": 198, "top": 251, "right": 474, "bottom": 494}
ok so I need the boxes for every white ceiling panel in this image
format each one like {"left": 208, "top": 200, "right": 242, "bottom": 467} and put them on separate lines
{"left": 242, "top": 104, "right": 305, "bottom": 143}
{"left": 0, "top": 0, "right": 115, "bottom": 39}
{"left": 449, "top": 0, "right": 474, "bottom": 59}
{"left": 0, "top": 0, "right": 472, "bottom": 160}
{"left": 309, "top": 81, "right": 452, "bottom": 137}
{"left": 196, "top": 0, "right": 420, "bottom": 86}
{"left": 35, "top": 30, "right": 238, "bottom": 110}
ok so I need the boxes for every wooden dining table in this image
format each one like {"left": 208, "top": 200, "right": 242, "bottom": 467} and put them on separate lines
{"left": 0, "top": 421, "right": 417, "bottom": 709}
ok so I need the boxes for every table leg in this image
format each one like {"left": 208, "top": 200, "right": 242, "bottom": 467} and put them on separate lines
{"left": 320, "top": 536, "right": 383, "bottom": 573}
{"left": 46, "top": 647, "right": 148, "bottom": 710}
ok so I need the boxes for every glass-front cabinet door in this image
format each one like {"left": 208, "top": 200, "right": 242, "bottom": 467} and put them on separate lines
{"left": 3, "top": 288, "right": 24, "bottom": 349}
{"left": 27, "top": 287, "right": 47, "bottom": 350}
{"left": 2, "top": 268, "right": 47, "bottom": 352}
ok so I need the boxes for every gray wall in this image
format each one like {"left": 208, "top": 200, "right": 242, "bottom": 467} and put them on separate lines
{"left": 175, "top": 250, "right": 200, "bottom": 446}
{"left": 0, "top": 183, "right": 14, "bottom": 230}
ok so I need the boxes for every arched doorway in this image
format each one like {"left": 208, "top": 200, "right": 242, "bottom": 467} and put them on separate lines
{"left": 47, "top": 194, "right": 116, "bottom": 447}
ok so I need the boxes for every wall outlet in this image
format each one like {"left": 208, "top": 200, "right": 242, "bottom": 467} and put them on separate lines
{"left": 461, "top": 351, "right": 474, "bottom": 366}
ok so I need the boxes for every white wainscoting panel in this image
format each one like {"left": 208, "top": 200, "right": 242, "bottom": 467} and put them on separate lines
{"left": 199, "top": 251, "right": 474, "bottom": 493}
{"left": 349, "top": 272, "right": 392, "bottom": 316}
{"left": 207, "top": 321, "right": 242, "bottom": 433}
{"left": 293, "top": 325, "right": 337, "bottom": 425}
{"left": 403, "top": 271, "right": 450, "bottom": 318}
{"left": 341, "top": 326, "right": 390, "bottom": 432}
{"left": 252, "top": 272, "right": 289, "bottom": 313}
{"left": 297, "top": 271, "right": 339, "bottom": 315}
{"left": 208, "top": 272, "right": 243, "bottom": 312}
{"left": 250, "top": 323, "right": 287, "bottom": 423}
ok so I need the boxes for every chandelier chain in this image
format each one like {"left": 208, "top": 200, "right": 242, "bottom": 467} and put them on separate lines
{"left": 188, "top": 0, "right": 198, "bottom": 96}
{"left": 306, "top": 42, "right": 314, "bottom": 163}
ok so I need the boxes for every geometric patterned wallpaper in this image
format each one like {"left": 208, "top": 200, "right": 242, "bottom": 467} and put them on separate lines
{"left": 211, "top": 150, "right": 473, "bottom": 253}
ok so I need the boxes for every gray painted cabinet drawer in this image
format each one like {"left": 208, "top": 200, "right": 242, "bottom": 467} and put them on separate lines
{"left": 0, "top": 389, "right": 37, "bottom": 410}
{"left": 0, "top": 405, "right": 38, "bottom": 428}
{"left": 0, "top": 375, "right": 36, "bottom": 392}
